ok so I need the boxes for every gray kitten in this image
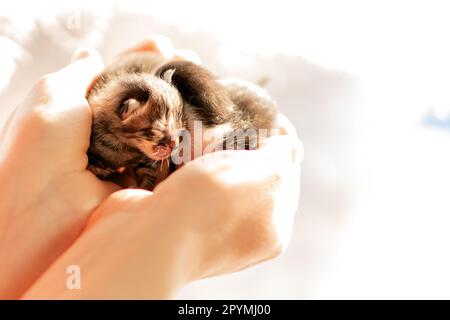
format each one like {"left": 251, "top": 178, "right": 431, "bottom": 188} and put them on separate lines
{"left": 87, "top": 52, "right": 278, "bottom": 190}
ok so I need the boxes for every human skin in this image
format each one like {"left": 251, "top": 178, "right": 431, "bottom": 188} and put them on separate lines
{"left": 0, "top": 47, "right": 118, "bottom": 299}
{"left": 23, "top": 115, "right": 301, "bottom": 299}
{"left": 0, "top": 37, "right": 302, "bottom": 299}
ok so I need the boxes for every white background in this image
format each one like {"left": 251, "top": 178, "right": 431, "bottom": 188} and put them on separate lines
{"left": 1, "top": 0, "right": 449, "bottom": 299}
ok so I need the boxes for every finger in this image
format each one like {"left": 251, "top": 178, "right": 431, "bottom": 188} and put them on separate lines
{"left": 99, "top": 179, "right": 122, "bottom": 194}
{"left": 23, "top": 48, "right": 104, "bottom": 152}
{"left": 111, "top": 188, "right": 152, "bottom": 201}
{"left": 0, "top": 105, "right": 19, "bottom": 145}
{"left": 275, "top": 113, "right": 298, "bottom": 138}
{"left": 118, "top": 35, "right": 175, "bottom": 60}
{"left": 85, "top": 188, "right": 153, "bottom": 228}
{"left": 260, "top": 134, "right": 304, "bottom": 166}
{"left": 57, "top": 47, "right": 104, "bottom": 99}
{"left": 174, "top": 49, "right": 202, "bottom": 65}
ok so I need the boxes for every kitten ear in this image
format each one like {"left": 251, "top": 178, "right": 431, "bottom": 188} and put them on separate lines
{"left": 162, "top": 68, "right": 175, "bottom": 83}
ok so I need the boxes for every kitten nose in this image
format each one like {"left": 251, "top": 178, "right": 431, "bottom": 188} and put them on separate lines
{"left": 159, "top": 136, "right": 177, "bottom": 148}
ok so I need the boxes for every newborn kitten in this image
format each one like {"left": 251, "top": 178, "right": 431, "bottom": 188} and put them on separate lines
{"left": 87, "top": 53, "right": 183, "bottom": 189}
{"left": 87, "top": 52, "right": 278, "bottom": 190}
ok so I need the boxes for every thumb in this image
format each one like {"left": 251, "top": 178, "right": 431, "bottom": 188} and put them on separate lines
{"left": 53, "top": 47, "right": 104, "bottom": 100}
{"left": 29, "top": 48, "right": 104, "bottom": 154}
{"left": 85, "top": 188, "right": 154, "bottom": 229}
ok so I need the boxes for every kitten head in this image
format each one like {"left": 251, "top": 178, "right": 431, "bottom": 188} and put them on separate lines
{"left": 88, "top": 70, "right": 183, "bottom": 162}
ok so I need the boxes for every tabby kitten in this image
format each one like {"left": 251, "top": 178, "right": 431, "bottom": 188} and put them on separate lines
{"left": 87, "top": 52, "right": 278, "bottom": 190}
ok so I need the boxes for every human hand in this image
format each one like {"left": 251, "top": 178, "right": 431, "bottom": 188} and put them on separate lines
{"left": 0, "top": 35, "right": 204, "bottom": 299}
{"left": 23, "top": 108, "right": 302, "bottom": 299}
{"left": 151, "top": 113, "right": 302, "bottom": 279}
{"left": 0, "top": 48, "right": 118, "bottom": 298}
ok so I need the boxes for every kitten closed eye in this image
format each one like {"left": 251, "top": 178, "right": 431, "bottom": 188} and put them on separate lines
{"left": 119, "top": 98, "right": 144, "bottom": 120}
{"left": 87, "top": 51, "right": 277, "bottom": 191}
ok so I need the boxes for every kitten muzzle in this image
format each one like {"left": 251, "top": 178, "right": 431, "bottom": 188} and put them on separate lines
{"left": 152, "top": 144, "right": 173, "bottom": 160}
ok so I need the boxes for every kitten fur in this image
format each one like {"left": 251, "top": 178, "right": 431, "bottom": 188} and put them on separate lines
{"left": 87, "top": 52, "right": 278, "bottom": 189}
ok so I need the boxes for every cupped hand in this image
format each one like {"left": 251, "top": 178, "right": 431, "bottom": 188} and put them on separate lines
{"left": 0, "top": 48, "right": 118, "bottom": 298}
{"left": 4, "top": 36, "right": 302, "bottom": 299}
{"left": 23, "top": 110, "right": 302, "bottom": 299}
{"left": 0, "top": 36, "right": 203, "bottom": 299}
{"left": 150, "top": 113, "right": 302, "bottom": 279}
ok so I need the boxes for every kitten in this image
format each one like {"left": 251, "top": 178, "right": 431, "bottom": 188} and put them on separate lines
{"left": 87, "top": 52, "right": 278, "bottom": 190}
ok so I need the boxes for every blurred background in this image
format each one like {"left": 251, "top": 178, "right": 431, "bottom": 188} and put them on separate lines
{"left": 1, "top": 0, "right": 449, "bottom": 299}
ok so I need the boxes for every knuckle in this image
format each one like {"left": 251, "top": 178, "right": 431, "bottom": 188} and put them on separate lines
{"left": 256, "top": 208, "right": 287, "bottom": 258}
{"left": 28, "top": 74, "right": 56, "bottom": 106}
{"left": 259, "top": 228, "right": 284, "bottom": 260}
{"left": 269, "top": 247, "right": 284, "bottom": 260}
{"left": 270, "top": 237, "right": 285, "bottom": 258}
{"left": 244, "top": 223, "right": 284, "bottom": 263}
{"left": 271, "top": 171, "right": 283, "bottom": 187}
